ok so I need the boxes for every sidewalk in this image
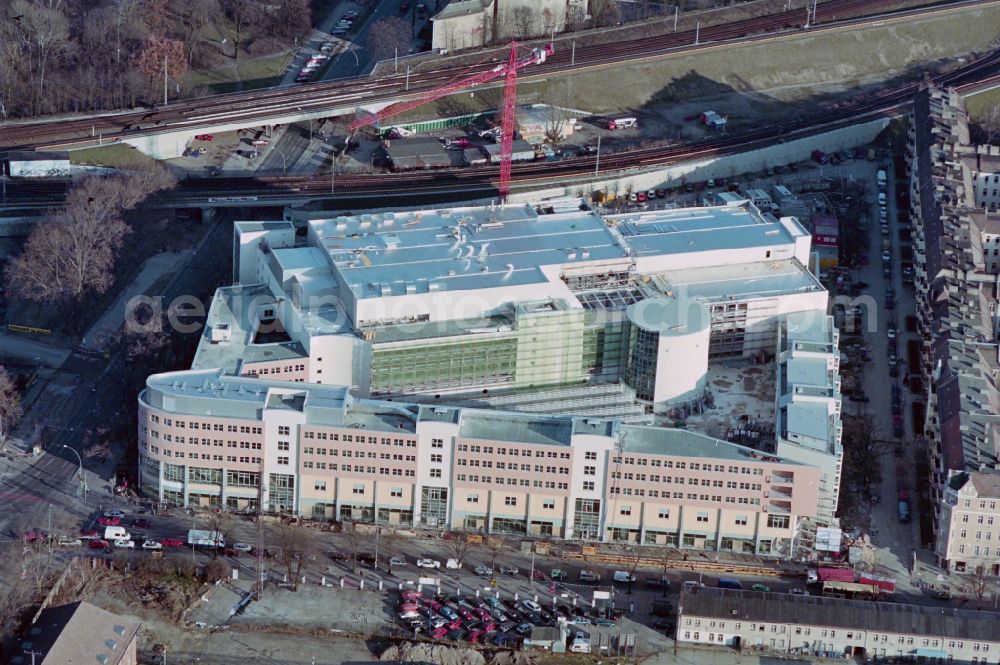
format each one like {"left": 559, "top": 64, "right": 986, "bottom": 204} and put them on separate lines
{"left": 81, "top": 249, "right": 194, "bottom": 351}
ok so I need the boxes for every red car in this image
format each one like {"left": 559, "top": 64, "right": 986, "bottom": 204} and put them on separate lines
{"left": 160, "top": 538, "right": 184, "bottom": 548}
{"left": 425, "top": 599, "right": 443, "bottom": 612}
{"left": 468, "top": 630, "right": 483, "bottom": 644}
{"left": 431, "top": 626, "right": 448, "bottom": 639}
{"left": 458, "top": 607, "right": 474, "bottom": 620}
{"left": 531, "top": 570, "right": 547, "bottom": 581}
{"left": 89, "top": 539, "right": 110, "bottom": 549}
{"left": 195, "top": 134, "right": 214, "bottom": 141}
{"left": 482, "top": 622, "right": 497, "bottom": 633}
{"left": 476, "top": 608, "right": 493, "bottom": 621}
{"left": 447, "top": 618, "right": 463, "bottom": 630}
{"left": 97, "top": 516, "right": 121, "bottom": 527}
{"left": 446, "top": 137, "right": 471, "bottom": 149}
{"left": 401, "top": 590, "right": 423, "bottom": 601}
{"left": 79, "top": 529, "right": 98, "bottom": 539}
{"left": 131, "top": 518, "right": 150, "bottom": 529}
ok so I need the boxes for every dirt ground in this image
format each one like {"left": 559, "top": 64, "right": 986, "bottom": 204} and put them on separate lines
{"left": 675, "top": 362, "right": 776, "bottom": 441}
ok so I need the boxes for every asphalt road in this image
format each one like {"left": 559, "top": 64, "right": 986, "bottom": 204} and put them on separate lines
{"left": 0, "top": 217, "right": 231, "bottom": 543}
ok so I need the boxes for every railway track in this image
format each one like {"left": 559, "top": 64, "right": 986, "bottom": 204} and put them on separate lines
{"left": 4, "top": 44, "right": 998, "bottom": 208}
{"left": 0, "top": 0, "right": 988, "bottom": 151}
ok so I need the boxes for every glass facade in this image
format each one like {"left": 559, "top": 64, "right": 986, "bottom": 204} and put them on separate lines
{"left": 268, "top": 473, "right": 295, "bottom": 514}
{"left": 420, "top": 487, "right": 449, "bottom": 526}
{"left": 371, "top": 338, "right": 517, "bottom": 394}
{"left": 624, "top": 324, "right": 660, "bottom": 402}
{"left": 573, "top": 498, "right": 601, "bottom": 540}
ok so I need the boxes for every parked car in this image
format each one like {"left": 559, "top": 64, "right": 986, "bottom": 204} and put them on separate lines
{"left": 579, "top": 570, "right": 600, "bottom": 582}
{"left": 521, "top": 600, "right": 542, "bottom": 613}
{"left": 752, "top": 583, "right": 771, "bottom": 592}
{"left": 97, "top": 516, "right": 121, "bottom": 526}
{"left": 389, "top": 557, "right": 407, "bottom": 567}
{"left": 130, "top": 518, "right": 150, "bottom": 529}
{"left": 194, "top": 134, "right": 214, "bottom": 141}
{"left": 141, "top": 539, "right": 163, "bottom": 551}
{"left": 160, "top": 538, "right": 184, "bottom": 547}
{"left": 58, "top": 538, "right": 82, "bottom": 547}
{"left": 233, "top": 542, "right": 253, "bottom": 552}
{"left": 474, "top": 565, "right": 493, "bottom": 576}
{"left": 417, "top": 558, "right": 441, "bottom": 568}
{"left": 89, "top": 539, "right": 110, "bottom": 550}
{"left": 114, "top": 538, "right": 135, "bottom": 549}
{"left": 499, "top": 565, "right": 519, "bottom": 575}
{"left": 531, "top": 570, "right": 547, "bottom": 581}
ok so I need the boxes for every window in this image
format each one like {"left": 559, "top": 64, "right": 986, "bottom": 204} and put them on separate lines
{"left": 352, "top": 484, "right": 365, "bottom": 495}
{"left": 735, "top": 515, "right": 748, "bottom": 526}
{"left": 620, "top": 505, "right": 631, "bottom": 516}
{"left": 278, "top": 426, "right": 290, "bottom": 435}
{"left": 585, "top": 451, "right": 597, "bottom": 460}
{"left": 767, "top": 514, "right": 790, "bottom": 529}
{"left": 314, "top": 481, "right": 327, "bottom": 491}
{"left": 390, "top": 487, "right": 403, "bottom": 498}
{"left": 505, "top": 496, "right": 517, "bottom": 506}
{"left": 467, "top": 493, "right": 479, "bottom": 503}
{"left": 583, "top": 481, "right": 595, "bottom": 491}
{"left": 430, "top": 468, "right": 442, "bottom": 478}
{"left": 277, "top": 456, "right": 289, "bottom": 465}
{"left": 658, "top": 509, "right": 670, "bottom": 519}
{"left": 696, "top": 512, "right": 709, "bottom": 523}
{"left": 430, "top": 454, "right": 443, "bottom": 463}
{"left": 277, "top": 441, "right": 289, "bottom": 451}
{"left": 542, "top": 499, "right": 555, "bottom": 509}
{"left": 584, "top": 466, "right": 596, "bottom": 476}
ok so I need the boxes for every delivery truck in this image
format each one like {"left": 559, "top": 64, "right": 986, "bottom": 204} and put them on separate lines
{"left": 188, "top": 529, "right": 225, "bottom": 548}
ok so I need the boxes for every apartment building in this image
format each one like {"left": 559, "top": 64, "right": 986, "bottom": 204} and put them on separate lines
{"left": 774, "top": 315, "right": 843, "bottom": 525}
{"left": 678, "top": 587, "right": 1000, "bottom": 662}
{"left": 907, "top": 84, "right": 1000, "bottom": 556}
{"left": 138, "top": 369, "right": 821, "bottom": 555}
{"left": 937, "top": 471, "right": 1000, "bottom": 574}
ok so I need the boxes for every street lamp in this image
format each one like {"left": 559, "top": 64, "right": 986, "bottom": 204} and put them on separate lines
{"left": 62, "top": 445, "right": 87, "bottom": 502}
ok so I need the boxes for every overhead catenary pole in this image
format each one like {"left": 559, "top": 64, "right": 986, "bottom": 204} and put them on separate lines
{"left": 571, "top": 41, "right": 575, "bottom": 66}
{"left": 695, "top": 21, "right": 700, "bottom": 45}
{"left": 594, "top": 133, "right": 601, "bottom": 179}
{"left": 674, "top": 4, "right": 679, "bottom": 31}
{"left": 163, "top": 53, "right": 168, "bottom": 106}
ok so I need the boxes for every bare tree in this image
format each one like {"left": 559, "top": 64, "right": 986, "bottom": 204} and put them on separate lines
{"left": 979, "top": 106, "right": 1000, "bottom": 145}
{"left": 843, "top": 411, "right": 892, "bottom": 496}
{"left": 83, "top": 425, "right": 114, "bottom": 462}
{"left": 624, "top": 547, "right": 641, "bottom": 595}
{"left": 276, "top": 522, "right": 313, "bottom": 590}
{"left": 343, "top": 523, "right": 363, "bottom": 575}
{"left": 589, "top": 0, "right": 621, "bottom": 27}
{"left": 3, "top": 168, "right": 176, "bottom": 317}
{"left": 969, "top": 564, "right": 989, "bottom": 610}
{"left": 204, "top": 511, "right": 235, "bottom": 559}
{"left": 369, "top": 16, "right": 411, "bottom": 62}
{"left": 484, "top": 536, "right": 505, "bottom": 580}
{"left": 0, "top": 367, "right": 22, "bottom": 447}
{"left": 220, "top": 0, "right": 253, "bottom": 60}
{"left": 543, "top": 106, "right": 568, "bottom": 145}
{"left": 384, "top": 528, "right": 401, "bottom": 573}
{"left": 445, "top": 533, "right": 473, "bottom": 569}
{"left": 12, "top": 0, "right": 70, "bottom": 114}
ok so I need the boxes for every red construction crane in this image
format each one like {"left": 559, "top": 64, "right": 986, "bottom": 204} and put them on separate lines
{"left": 348, "top": 41, "right": 553, "bottom": 202}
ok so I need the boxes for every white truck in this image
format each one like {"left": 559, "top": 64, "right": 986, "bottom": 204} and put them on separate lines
{"left": 187, "top": 529, "right": 225, "bottom": 548}
{"left": 104, "top": 526, "right": 130, "bottom": 541}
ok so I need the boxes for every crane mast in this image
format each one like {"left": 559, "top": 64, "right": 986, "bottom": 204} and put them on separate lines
{"left": 348, "top": 41, "right": 552, "bottom": 202}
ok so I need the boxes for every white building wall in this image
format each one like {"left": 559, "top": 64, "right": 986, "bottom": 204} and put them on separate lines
{"left": 261, "top": 399, "right": 306, "bottom": 512}
{"left": 415, "top": 418, "right": 460, "bottom": 526}
{"left": 564, "top": 431, "right": 616, "bottom": 540}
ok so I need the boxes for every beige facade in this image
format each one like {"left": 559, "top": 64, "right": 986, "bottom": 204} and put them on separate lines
{"left": 138, "top": 369, "right": 822, "bottom": 557}
{"left": 431, "top": 0, "right": 587, "bottom": 52}
{"left": 679, "top": 588, "right": 1000, "bottom": 663}
{"left": 936, "top": 471, "right": 1000, "bottom": 575}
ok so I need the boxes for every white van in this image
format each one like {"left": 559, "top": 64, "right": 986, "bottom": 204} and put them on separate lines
{"left": 613, "top": 571, "right": 636, "bottom": 583}
{"left": 571, "top": 632, "right": 591, "bottom": 653}
{"left": 446, "top": 558, "right": 462, "bottom": 569}
{"left": 104, "top": 526, "right": 130, "bottom": 541}
{"left": 607, "top": 117, "right": 637, "bottom": 131}
{"left": 876, "top": 169, "right": 887, "bottom": 187}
